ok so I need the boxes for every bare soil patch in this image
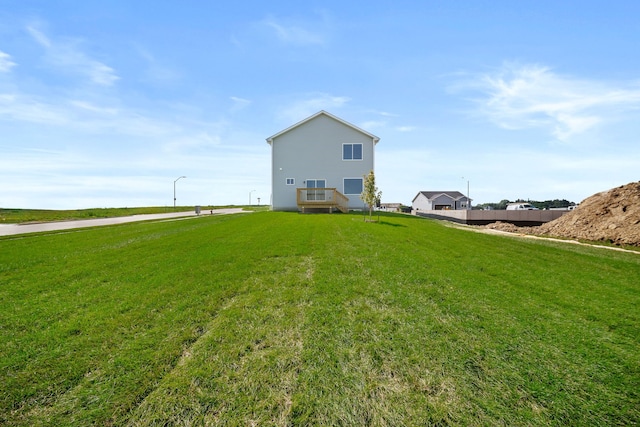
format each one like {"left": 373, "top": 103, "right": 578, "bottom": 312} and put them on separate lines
{"left": 485, "top": 181, "right": 640, "bottom": 247}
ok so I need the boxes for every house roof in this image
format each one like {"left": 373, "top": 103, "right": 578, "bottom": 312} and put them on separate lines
{"left": 412, "top": 191, "right": 469, "bottom": 202}
{"left": 266, "top": 110, "right": 380, "bottom": 145}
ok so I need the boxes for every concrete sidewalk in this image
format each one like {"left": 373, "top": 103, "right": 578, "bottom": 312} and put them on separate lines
{"left": 0, "top": 208, "right": 248, "bottom": 237}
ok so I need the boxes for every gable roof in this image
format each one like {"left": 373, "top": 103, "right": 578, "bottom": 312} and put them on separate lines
{"left": 266, "top": 110, "right": 380, "bottom": 145}
{"left": 412, "top": 191, "right": 469, "bottom": 202}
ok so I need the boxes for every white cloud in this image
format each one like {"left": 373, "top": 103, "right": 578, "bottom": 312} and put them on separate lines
{"left": 26, "top": 25, "right": 52, "bottom": 48}
{"left": 230, "top": 96, "right": 251, "bottom": 112}
{"left": 68, "top": 100, "right": 118, "bottom": 115}
{"left": 87, "top": 61, "right": 118, "bottom": 86}
{"left": 378, "top": 111, "right": 399, "bottom": 117}
{"left": 0, "top": 51, "right": 17, "bottom": 72}
{"left": 460, "top": 62, "right": 640, "bottom": 141}
{"left": 163, "top": 132, "right": 222, "bottom": 153}
{"left": 0, "top": 138, "right": 271, "bottom": 209}
{"left": 0, "top": 90, "right": 192, "bottom": 140}
{"left": 278, "top": 93, "right": 350, "bottom": 123}
{"left": 263, "top": 15, "right": 327, "bottom": 46}
{"left": 26, "top": 24, "right": 119, "bottom": 86}
{"left": 134, "top": 44, "right": 181, "bottom": 84}
{"left": 0, "top": 93, "right": 72, "bottom": 125}
{"left": 360, "top": 120, "right": 386, "bottom": 130}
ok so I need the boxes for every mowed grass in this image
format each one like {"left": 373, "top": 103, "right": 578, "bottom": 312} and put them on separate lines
{"left": 0, "top": 206, "right": 266, "bottom": 224}
{"left": 1, "top": 211, "right": 638, "bottom": 425}
{"left": 0, "top": 207, "right": 184, "bottom": 224}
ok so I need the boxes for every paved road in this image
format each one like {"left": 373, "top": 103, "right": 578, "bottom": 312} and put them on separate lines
{"left": 0, "top": 208, "right": 248, "bottom": 237}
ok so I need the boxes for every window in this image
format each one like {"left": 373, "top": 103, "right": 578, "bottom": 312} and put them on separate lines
{"left": 342, "top": 143, "right": 363, "bottom": 160}
{"left": 286, "top": 178, "right": 295, "bottom": 185}
{"left": 306, "top": 179, "right": 326, "bottom": 201}
{"left": 344, "top": 178, "right": 363, "bottom": 195}
{"left": 306, "top": 179, "right": 326, "bottom": 188}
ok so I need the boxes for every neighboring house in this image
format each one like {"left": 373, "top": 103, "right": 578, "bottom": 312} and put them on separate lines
{"left": 266, "top": 111, "right": 379, "bottom": 212}
{"left": 412, "top": 191, "right": 471, "bottom": 211}
{"left": 380, "top": 203, "right": 403, "bottom": 212}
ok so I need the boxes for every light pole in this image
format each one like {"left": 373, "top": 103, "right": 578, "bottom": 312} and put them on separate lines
{"left": 462, "top": 176, "right": 470, "bottom": 210}
{"left": 249, "top": 190, "right": 256, "bottom": 206}
{"left": 174, "top": 176, "right": 186, "bottom": 208}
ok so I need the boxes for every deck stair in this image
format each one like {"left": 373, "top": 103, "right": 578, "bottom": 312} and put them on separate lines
{"left": 297, "top": 188, "right": 349, "bottom": 213}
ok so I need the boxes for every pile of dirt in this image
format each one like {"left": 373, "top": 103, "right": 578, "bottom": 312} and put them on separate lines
{"left": 538, "top": 181, "right": 640, "bottom": 246}
{"left": 485, "top": 181, "right": 640, "bottom": 246}
{"left": 484, "top": 221, "right": 522, "bottom": 233}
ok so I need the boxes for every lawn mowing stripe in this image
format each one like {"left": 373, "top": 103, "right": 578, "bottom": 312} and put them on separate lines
{"left": 126, "top": 254, "right": 312, "bottom": 426}
{"left": 0, "top": 211, "right": 638, "bottom": 425}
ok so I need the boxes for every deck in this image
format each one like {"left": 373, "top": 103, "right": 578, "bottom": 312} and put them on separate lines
{"left": 297, "top": 188, "right": 349, "bottom": 213}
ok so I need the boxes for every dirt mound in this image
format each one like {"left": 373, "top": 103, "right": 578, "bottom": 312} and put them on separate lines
{"left": 483, "top": 182, "right": 640, "bottom": 246}
{"left": 485, "top": 221, "right": 522, "bottom": 233}
{"left": 538, "top": 181, "right": 640, "bottom": 246}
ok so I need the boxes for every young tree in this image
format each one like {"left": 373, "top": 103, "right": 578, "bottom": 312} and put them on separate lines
{"left": 361, "top": 170, "right": 382, "bottom": 220}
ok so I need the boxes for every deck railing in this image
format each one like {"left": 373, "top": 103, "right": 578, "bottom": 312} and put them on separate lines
{"left": 296, "top": 188, "right": 349, "bottom": 213}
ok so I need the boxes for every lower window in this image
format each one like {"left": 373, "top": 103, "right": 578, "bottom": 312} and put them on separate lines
{"left": 343, "top": 178, "right": 363, "bottom": 195}
{"left": 286, "top": 178, "right": 295, "bottom": 185}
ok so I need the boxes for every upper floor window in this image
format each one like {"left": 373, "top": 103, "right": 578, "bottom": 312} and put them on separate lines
{"left": 343, "top": 143, "right": 363, "bottom": 160}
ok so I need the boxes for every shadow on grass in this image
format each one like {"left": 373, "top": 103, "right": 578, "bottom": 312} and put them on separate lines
{"left": 356, "top": 211, "right": 411, "bottom": 227}
{"left": 378, "top": 221, "right": 406, "bottom": 227}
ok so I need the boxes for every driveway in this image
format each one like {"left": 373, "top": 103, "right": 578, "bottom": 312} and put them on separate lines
{"left": 0, "top": 208, "right": 248, "bottom": 237}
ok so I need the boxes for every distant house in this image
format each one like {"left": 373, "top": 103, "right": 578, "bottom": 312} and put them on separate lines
{"left": 412, "top": 191, "right": 471, "bottom": 211}
{"left": 266, "top": 111, "right": 379, "bottom": 212}
{"left": 380, "top": 203, "right": 403, "bottom": 212}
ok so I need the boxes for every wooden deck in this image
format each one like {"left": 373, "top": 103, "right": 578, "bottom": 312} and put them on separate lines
{"left": 297, "top": 188, "right": 349, "bottom": 213}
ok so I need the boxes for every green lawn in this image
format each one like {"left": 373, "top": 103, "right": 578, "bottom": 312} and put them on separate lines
{"left": 1, "top": 211, "right": 638, "bottom": 425}
{"left": 0, "top": 206, "right": 267, "bottom": 224}
{"left": 0, "top": 206, "right": 182, "bottom": 224}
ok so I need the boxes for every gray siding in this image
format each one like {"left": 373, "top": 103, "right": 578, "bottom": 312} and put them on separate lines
{"left": 431, "top": 194, "right": 453, "bottom": 208}
{"left": 270, "top": 113, "right": 376, "bottom": 211}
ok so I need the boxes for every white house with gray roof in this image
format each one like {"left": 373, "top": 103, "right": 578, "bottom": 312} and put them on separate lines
{"left": 412, "top": 191, "right": 471, "bottom": 211}
{"left": 266, "top": 111, "right": 379, "bottom": 212}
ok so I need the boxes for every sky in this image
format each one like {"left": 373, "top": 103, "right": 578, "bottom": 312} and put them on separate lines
{"left": 1, "top": 1, "right": 639, "bottom": 209}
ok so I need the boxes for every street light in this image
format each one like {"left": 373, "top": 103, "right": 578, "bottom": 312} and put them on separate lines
{"left": 174, "top": 176, "right": 186, "bottom": 208}
{"left": 462, "top": 176, "right": 470, "bottom": 210}
{"left": 249, "top": 190, "right": 256, "bottom": 206}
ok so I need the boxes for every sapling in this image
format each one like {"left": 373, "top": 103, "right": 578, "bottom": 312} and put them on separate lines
{"left": 361, "top": 170, "right": 382, "bottom": 221}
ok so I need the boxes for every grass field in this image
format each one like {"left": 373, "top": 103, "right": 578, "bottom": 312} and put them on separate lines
{"left": 0, "top": 206, "right": 267, "bottom": 224}
{"left": 1, "top": 211, "right": 638, "bottom": 425}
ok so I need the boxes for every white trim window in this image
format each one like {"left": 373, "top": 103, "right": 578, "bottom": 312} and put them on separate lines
{"left": 306, "top": 179, "right": 326, "bottom": 201}
{"left": 342, "top": 143, "right": 363, "bottom": 160}
{"left": 343, "top": 178, "right": 363, "bottom": 195}
{"left": 286, "top": 178, "right": 295, "bottom": 185}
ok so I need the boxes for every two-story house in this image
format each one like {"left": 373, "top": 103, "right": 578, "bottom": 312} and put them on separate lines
{"left": 266, "top": 111, "right": 379, "bottom": 212}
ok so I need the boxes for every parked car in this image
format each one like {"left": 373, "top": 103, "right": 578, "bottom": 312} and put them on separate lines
{"left": 506, "top": 203, "right": 539, "bottom": 210}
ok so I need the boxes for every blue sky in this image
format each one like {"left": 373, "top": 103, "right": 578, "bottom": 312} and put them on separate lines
{"left": 1, "top": 1, "right": 639, "bottom": 209}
